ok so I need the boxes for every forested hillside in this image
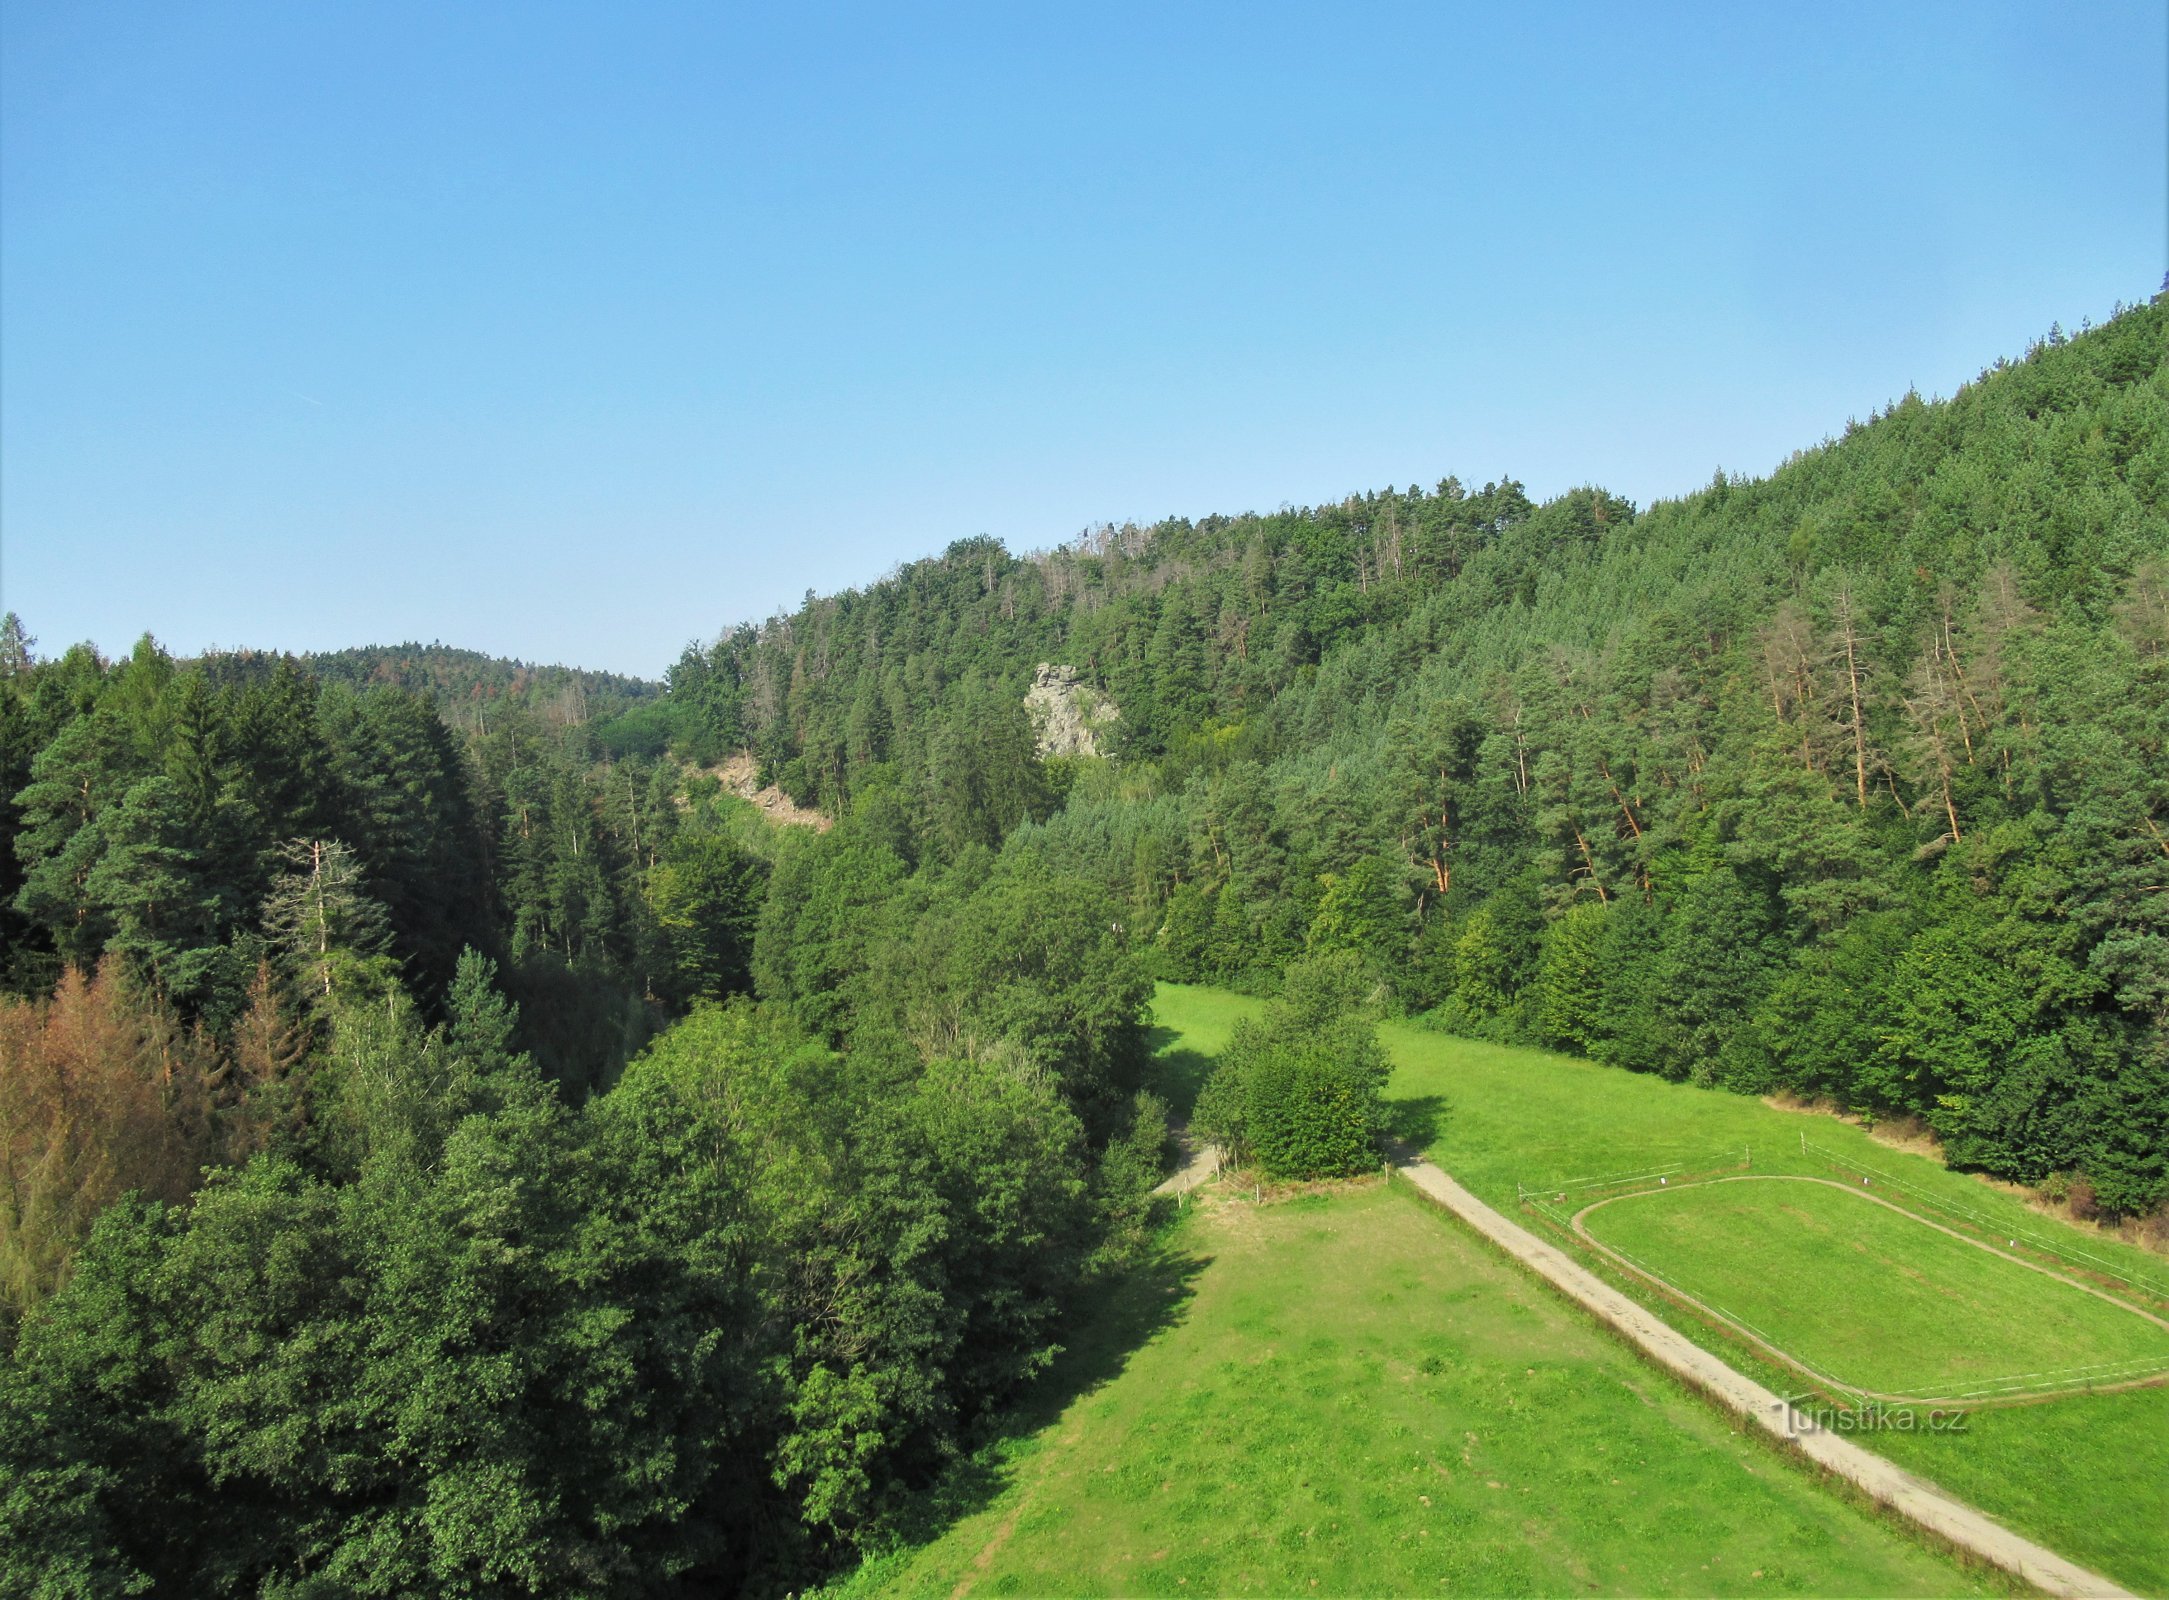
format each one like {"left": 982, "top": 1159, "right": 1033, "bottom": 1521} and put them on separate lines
{"left": 305, "top": 643, "right": 661, "bottom": 734}
{"left": 0, "top": 629, "right": 736, "bottom": 1089}
{"left": 0, "top": 300, "right": 2163, "bottom": 1596}
{"left": 0, "top": 590, "right": 1163, "bottom": 1589}
{"left": 672, "top": 301, "right": 2169, "bottom": 1210}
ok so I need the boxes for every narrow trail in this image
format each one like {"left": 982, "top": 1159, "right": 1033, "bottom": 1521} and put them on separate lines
{"left": 1152, "top": 1122, "right": 1221, "bottom": 1195}
{"left": 1387, "top": 1146, "right": 2137, "bottom": 1600}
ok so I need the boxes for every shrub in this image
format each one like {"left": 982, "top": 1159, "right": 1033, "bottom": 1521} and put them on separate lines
{"left": 1194, "top": 955, "right": 1390, "bottom": 1180}
{"left": 2065, "top": 1176, "right": 2100, "bottom": 1222}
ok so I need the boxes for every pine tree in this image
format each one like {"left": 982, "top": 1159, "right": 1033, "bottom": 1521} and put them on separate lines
{"left": 260, "top": 838, "right": 393, "bottom": 1008}
{"left": 82, "top": 777, "right": 224, "bottom": 1006}
{"left": 221, "top": 960, "right": 311, "bottom": 1159}
{"left": 11, "top": 714, "right": 141, "bottom": 965}
{"left": 0, "top": 613, "right": 34, "bottom": 677}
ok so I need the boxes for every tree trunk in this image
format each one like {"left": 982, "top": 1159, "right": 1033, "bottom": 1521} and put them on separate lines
{"left": 1837, "top": 588, "right": 1870, "bottom": 809}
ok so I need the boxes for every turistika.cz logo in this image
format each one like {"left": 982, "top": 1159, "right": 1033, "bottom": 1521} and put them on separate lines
{"left": 1772, "top": 1398, "right": 1969, "bottom": 1436}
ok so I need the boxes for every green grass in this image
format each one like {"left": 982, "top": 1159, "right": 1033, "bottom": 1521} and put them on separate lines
{"left": 831, "top": 988, "right": 2169, "bottom": 1595}
{"left": 1279, "top": 992, "right": 2169, "bottom": 1595}
{"left": 1867, "top": 1389, "right": 2169, "bottom": 1596}
{"left": 825, "top": 994, "right": 2047, "bottom": 1599}
{"left": 1577, "top": 1176, "right": 2169, "bottom": 1399}
{"left": 1144, "top": 983, "right": 1259, "bottom": 1116}
{"left": 839, "top": 1184, "right": 1999, "bottom": 1599}
{"left": 680, "top": 778, "right": 800, "bottom": 861}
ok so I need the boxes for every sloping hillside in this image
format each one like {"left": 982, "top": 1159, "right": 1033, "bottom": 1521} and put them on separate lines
{"left": 306, "top": 642, "right": 661, "bottom": 731}
{"left": 673, "top": 302, "right": 2169, "bottom": 1212}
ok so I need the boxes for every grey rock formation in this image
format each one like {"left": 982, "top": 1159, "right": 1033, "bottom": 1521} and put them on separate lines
{"left": 1025, "top": 663, "right": 1119, "bottom": 758}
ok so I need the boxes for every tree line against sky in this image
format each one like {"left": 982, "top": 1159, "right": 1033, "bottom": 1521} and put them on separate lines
{"left": 0, "top": 298, "right": 2162, "bottom": 1593}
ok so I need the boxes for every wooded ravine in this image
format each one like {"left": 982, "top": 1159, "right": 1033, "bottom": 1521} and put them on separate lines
{"left": 0, "top": 298, "right": 2162, "bottom": 1596}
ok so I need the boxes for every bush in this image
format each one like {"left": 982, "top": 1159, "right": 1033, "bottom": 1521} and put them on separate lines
{"left": 1246, "top": 1026, "right": 1386, "bottom": 1177}
{"left": 2065, "top": 1176, "right": 2100, "bottom": 1222}
{"left": 1194, "top": 954, "right": 1390, "bottom": 1180}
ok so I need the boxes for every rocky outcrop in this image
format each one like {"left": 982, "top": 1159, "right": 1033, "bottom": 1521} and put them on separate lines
{"left": 707, "top": 753, "right": 830, "bottom": 830}
{"left": 1025, "top": 663, "right": 1118, "bottom": 758}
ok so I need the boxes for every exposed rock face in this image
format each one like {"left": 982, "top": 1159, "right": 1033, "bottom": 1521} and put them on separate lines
{"left": 708, "top": 753, "right": 831, "bottom": 830}
{"left": 1025, "top": 663, "right": 1118, "bottom": 758}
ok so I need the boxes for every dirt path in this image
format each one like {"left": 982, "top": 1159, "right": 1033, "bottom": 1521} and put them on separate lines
{"left": 1388, "top": 1148, "right": 2136, "bottom": 1600}
{"left": 1152, "top": 1122, "right": 1222, "bottom": 1196}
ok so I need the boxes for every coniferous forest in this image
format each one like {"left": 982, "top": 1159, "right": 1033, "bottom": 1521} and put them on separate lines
{"left": 1, "top": 301, "right": 2164, "bottom": 1594}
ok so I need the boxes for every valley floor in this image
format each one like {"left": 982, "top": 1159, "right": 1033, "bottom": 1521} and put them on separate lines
{"left": 1354, "top": 997, "right": 2169, "bottom": 1595}
{"left": 838, "top": 1181, "right": 1998, "bottom": 1599}
{"left": 827, "top": 987, "right": 2168, "bottom": 1598}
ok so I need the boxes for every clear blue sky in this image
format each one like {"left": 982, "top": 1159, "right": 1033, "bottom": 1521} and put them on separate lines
{"left": 3, "top": 2, "right": 2163, "bottom": 678}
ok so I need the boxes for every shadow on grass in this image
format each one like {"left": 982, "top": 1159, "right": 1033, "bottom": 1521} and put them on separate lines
{"left": 1143, "top": 1026, "right": 1215, "bottom": 1118}
{"left": 867, "top": 1227, "right": 1212, "bottom": 1566}
{"left": 1386, "top": 1093, "right": 1449, "bottom": 1151}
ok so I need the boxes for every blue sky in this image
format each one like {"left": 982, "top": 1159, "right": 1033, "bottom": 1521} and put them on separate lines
{"left": 3, "top": 2, "right": 2163, "bottom": 678}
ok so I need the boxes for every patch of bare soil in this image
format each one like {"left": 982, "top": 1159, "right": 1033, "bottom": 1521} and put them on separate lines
{"left": 704, "top": 753, "right": 830, "bottom": 830}
{"left": 1187, "top": 1168, "right": 1388, "bottom": 1215}
{"left": 1760, "top": 1093, "right": 1943, "bottom": 1157}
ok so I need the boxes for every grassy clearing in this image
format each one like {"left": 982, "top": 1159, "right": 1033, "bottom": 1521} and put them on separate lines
{"left": 1867, "top": 1388, "right": 2169, "bottom": 1594}
{"left": 1578, "top": 1177, "right": 2169, "bottom": 1398}
{"left": 1264, "top": 992, "right": 2169, "bottom": 1594}
{"left": 1361, "top": 1011, "right": 2168, "bottom": 1296}
{"left": 832, "top": 997, "right": 2020, "bottom": 1598}
{"left": 1145, "top": 984, "right": 1259, "bottom": 1116}
{"left": 839, "top": 1183, "right": 1998, "bottom": 1599}
{"left": 833, "top": 987, "right": 2167, "bottom": 1596}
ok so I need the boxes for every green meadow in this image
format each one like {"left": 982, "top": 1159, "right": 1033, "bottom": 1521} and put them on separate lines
{"left": 1332, "top": 993, "right": 2169, "bottom": 1595}
{"left": 1149, "top": 985, "right": 2169, "bottom": 1594}
{"left": 838, "top": 1182, "right": 1998, "bottom": 1599}
{"left": 831, "top": 987, "right": 2158, "bottom": 1599}
{"left": 1577, "top": 1176, "right": 2169, "bottom": 1399}
{"left": 1144, "top": 982, "right": 1257, "bottom": 1115}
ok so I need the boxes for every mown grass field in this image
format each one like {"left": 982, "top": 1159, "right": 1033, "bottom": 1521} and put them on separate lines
{"left": 837, "top": 1182, "right": 1999, "bottom": 1599}
{"left": 1143, "top": 983, "right": 1256, "bottom": 1115}
{"left": 1265, "top": 993, "right": 2169, "bottom": 1594}
{"left": 1361, "top": 1012, "right": 2166, "bottom": 1294}
{"left": 1577, "top": 1176, "right": 2169, "bottom": 1399}
{"left": 829, "top": 990, "right": 2046, "bottom": 1599}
